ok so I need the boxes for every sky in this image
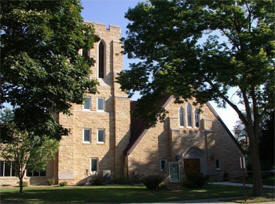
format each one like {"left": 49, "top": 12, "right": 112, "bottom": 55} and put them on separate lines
{"left": 81, "top": 0, "right": 239, "bottom": 133}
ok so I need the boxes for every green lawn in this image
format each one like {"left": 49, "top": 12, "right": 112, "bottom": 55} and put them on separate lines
{"left": 232, "top": 176, "right": 275, "bottom": 186}
{"left": 0, "top": 184, "right": 274, "bottom": 203}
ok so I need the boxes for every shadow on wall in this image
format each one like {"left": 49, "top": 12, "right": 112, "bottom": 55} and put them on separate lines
{"left": 75, "top": 111, "right": 131, "bottom": 185}
{"left": 127, "top": 118, "right": 243, "bottom": 182}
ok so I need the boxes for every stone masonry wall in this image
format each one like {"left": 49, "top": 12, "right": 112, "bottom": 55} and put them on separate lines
{"left": 128, "top": 97, "right": 242, "bottom": 180}
{"left": 57, "top": 22, "right": 130, "bottom": 184}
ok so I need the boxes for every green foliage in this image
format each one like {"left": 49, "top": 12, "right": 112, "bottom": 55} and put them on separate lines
{"left": 0, "top": 109, "right": 59, "bottom": 193}
{"left": 1, "top": 0, "right": 98, "bottom": 140}
{"left": 47, "top": 178, "right": 56, "bottom": 186}
{"left": 119, "top": 0, "right": 274, "bottom": 195}
{"left": 59, "top": 182, "right": 68, "bottom": 187}
{"left": 141, "top": 175, "right": 163, "bottom": 190}
{"left": 182, "top": 173, "right": 208, "bottom": 189}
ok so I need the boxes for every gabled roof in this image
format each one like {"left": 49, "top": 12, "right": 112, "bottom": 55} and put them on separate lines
{"left": 124, "top": 96, "right": 244, "bottom": 156}
{"left": 124, "top": 95, "right": 172, "bottom": 155}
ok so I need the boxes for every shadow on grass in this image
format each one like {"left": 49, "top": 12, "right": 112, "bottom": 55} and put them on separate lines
{"left": 1, "top": 185, "right": 273, "bottom": 203}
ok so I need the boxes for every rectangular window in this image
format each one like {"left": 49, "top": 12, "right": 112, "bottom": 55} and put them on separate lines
{"left": 91, "top": 158, "right": 98, "bottom": 173}
{"left": 83, "top": 97, "right": 91, "bottom": 110}
{"left": 83, "top": 129, "right": 91, "bottom": 143}
{"left": 160, "top": 159, "right": 167, "bottom": 171}
{"left": 97, "top": 98, "right": 104, "bottom": 111}
{"left": 26, "top": 170, "right": 46, "bottom": 177}
{"left": 97, "top": 129, "right": 105, "bottom": 144}
{"left": 216, "top": 160, "right": 220, "bottom": 170}
{"left": 0, "top": 161, "right": 15, "bottom": 177}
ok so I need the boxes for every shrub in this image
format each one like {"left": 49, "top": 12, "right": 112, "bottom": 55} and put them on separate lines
{"left": 90, "top": 175, "right": 103, "bottom": 185}
{"left": 141, "top": 175, "right": 163, "bottom": 190}
{"left": 47, "top": 178, "right": 55, "bottom": 185}
{"left": 59, "top": 182, "right": 68, "bottom": 187}
{"left": 182, "top": 173, "right": 208, "bottom": 188}
{"left": 223, "top": 172, "right": 229, "bottom": 181}
{"left": 22, "top": 182, "right": 28, "bottom": 187}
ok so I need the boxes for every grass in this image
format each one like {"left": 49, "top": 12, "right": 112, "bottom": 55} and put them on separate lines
{"left": 0, "top": 184, "right": 274, "bottom": 203}
{"left": 232, "top": 176, "right": 275, "bottom": 186}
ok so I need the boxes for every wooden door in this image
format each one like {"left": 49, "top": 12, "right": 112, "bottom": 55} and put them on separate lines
{"left": 184, "top": 159, "right": 200, "bottom": 176}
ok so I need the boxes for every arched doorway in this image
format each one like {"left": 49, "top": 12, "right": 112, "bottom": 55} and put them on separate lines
{"left": 182, "top": 147, "right": 206, "bottom": 176}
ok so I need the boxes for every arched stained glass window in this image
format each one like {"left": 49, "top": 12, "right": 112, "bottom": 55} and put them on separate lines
{"left": 98, "top": 41, "right": 105, "bottom": 78}
{"left": 179, "top": 107, "right": 185, "bottom": 127}
{"left": 195, "top": 109, "right": 200, "bottom": 128}
{"left": 187, "top": 103, "right": 192, "bottom": 127}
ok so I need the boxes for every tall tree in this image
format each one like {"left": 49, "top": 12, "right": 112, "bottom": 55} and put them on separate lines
{"left": 0, "top": 109, "right": 59, "bottom": 193}
{"left": 118, "top": 0, "right": 274, "bottom": 195}
{"left": 0, "top": 0, "right": 98, "bottom": 140}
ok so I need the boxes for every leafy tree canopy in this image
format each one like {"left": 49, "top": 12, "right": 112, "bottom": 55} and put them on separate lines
{"left": 0, "top": 108, "right": 59, "bottom": 193}
{"left": 118, "top": 0, "right": 274, "bottom": 127}
{"left": 0, "top": 0, "right": 98, "bottom": 140}
{"left": 118, "top": 0, "right": 274, "bottom": 195}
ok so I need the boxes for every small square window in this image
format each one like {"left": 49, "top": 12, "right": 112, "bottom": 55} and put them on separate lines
{"left": 91, "top": 158, "right": 98, "bottom": 173}
{"left": 83, "top": 129, "right": 91, "bottom": 143}
{"left": 97, "top": 129, "right": 105, "bottom": 144}
{"left": 83, "top": 97, "right": 91, "bottom": 110}
{"left": 97, "top": 98, "right": 104, "bottom": 111}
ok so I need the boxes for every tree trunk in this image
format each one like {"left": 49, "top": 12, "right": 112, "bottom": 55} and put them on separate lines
{"left": 247, "top": 126, "right": 263, "bottom": 196}
{"left": 19, "top": 175, "right": 23, "bottom": 193}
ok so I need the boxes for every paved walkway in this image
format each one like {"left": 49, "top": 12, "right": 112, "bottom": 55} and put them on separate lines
{"left": 209, "top": 181, "right": 275, "bottom": 189}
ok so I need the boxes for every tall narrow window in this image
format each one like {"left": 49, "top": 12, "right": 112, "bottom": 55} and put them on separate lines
{"left": 91, "top": 158, "right": 98, "bottom": 173}
{"left": 216, "top": 160, "right": 220, "bottom": 170}
{"left": 83, "top": 97, "right": 91, "bottom": 110}
{"left": 195, "top": 109, "right": 200, "bottom": 128}
{"left": 83, "top": 129, "right": 91, "bottom": 143}
{"left": 97, "top": 129, "right": 105, "bottom": 144}
{"left": 187, "top": 103, "right": 192, "bottom": 127}
{"left": 179, "top": 107, "right": 185, "bottom": 127}
{"left": 98, "top": 41, "right": 105, "bottom": 78}
{"left": 97, "top": 98, "right": 104, "bottom": 111}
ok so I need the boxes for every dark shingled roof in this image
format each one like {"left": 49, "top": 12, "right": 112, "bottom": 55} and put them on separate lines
{"left": 124, "top": 94, "right": 171, "bottom": 155}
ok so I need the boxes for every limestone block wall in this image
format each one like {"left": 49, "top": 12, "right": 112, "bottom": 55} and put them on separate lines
{"left": 57, "top": 22, "right": 130, "bottom": 184}
{"left": 127, "top": 97, "right": 242, "bottom": 179}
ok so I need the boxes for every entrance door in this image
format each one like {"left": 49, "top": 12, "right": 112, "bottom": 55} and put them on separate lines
{"left": 184, "top": 159, "right": 200, "bottom": 176}
{"left": 169, "top": 162, "right": 180, "bottom": 183}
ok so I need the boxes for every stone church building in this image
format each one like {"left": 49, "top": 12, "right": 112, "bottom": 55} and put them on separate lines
{"left": 0, "top": 22, "right": 243, "bottom": 185}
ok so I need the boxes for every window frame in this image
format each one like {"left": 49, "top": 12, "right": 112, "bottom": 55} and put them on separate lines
{"left": 97, "top": 98, "right": 105, "bottom": 112}
{"left": 187, "top": 103, "right": 193, "bottom": 128}
{"left": 0, "top": 161, "right": 16, "bottom": 177}
{"left": 216, "top": 160, "right": 221, "bottom": 170}
{"left": 97, "top": 129, "right": 105, "bottom": 144}
{"left": 90, "top": 158, "right": 98, "bottom": 174}
{"left": 83, "top": 96, "right": 91, "bottom": 111}
{"left": 179, "top": 107, "right": 185, "bottom": 127}
{"left": 97, "top": 40, "right": 105, "bottom": 79}
{"left": 83, "top": 128, "right": 91, "bottom": 144}
{"left": 195, "top": 108, "right": 200, "bottom": 128}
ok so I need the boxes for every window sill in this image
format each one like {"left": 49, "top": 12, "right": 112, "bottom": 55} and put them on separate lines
{"left": 97, "top": 142, "right": 105, "bottom": 144}
{"left": 83, "top": 142, "right": 91, "bottom": 144}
